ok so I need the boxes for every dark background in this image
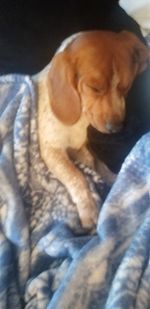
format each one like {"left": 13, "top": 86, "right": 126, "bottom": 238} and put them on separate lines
{"left": 0, "top": 0, "right": 149, "bottom": 172}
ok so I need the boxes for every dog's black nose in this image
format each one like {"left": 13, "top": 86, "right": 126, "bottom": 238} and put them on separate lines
{"left": 106, "top": 122, "right": 123, "bottom": 133}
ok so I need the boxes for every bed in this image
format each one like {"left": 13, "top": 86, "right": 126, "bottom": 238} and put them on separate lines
{"left": 0, "top": 1, "right": 150, "bottom": 308}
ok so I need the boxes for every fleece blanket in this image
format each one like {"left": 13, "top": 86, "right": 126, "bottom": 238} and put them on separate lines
{"left": 0, "top": 75, "right": 150, "bottom": 309}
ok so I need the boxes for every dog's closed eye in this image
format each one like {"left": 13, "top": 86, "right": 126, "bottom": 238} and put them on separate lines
{"left": 82, "top": 83, "right": 107, "bottom": 97}
{"left": 87, "top": 84, "right": 105, "bottom": 94}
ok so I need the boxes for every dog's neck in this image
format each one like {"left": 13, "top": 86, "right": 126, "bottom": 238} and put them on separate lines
{"left": 33, "top": 32, "right": 82, "bottom": 82}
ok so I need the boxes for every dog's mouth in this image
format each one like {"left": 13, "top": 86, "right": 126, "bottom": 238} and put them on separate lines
{"left": 90, "top": 118, "right": 123, "bottom": 134}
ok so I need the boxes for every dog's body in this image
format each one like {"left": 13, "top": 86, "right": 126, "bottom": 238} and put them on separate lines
{"left": 34, "top": 30, "right": 150, "bottom": 229}
{"left": 37, "top": 69, "right": 96, "bottom": 230}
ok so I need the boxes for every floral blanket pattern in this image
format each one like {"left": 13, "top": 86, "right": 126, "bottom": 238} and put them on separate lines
{"left": 0, "top": 75, "right": 150, "bottom": 309}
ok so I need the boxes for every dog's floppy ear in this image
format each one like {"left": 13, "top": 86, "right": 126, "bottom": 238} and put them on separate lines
{"left": 132, "top": 43, "right": 150, "bottom": 74}
{"left": 119, "top": 31, "right": 150, "bottom": 74}
{"left": 48, "top": 52, "right": 81, "bottom": 125}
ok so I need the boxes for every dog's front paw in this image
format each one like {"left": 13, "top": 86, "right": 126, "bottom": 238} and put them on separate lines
{"left": 82, "top": 153, "right": 95, "bottom": 170}
{"left": 77, "top": 193, "right": 98, "bottom": 230}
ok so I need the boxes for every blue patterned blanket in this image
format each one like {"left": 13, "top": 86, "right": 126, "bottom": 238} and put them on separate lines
{"left": 0, "top": 75, "right": 150, "bottom": 309}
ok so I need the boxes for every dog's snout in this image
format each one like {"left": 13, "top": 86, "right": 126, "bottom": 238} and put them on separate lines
{"left": 105, "top": 121, "right": 123, "bottom": 133}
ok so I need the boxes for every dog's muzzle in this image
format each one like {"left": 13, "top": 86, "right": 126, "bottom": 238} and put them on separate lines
{"left": 105, "top": 121, "right": 123, "bottom": 133}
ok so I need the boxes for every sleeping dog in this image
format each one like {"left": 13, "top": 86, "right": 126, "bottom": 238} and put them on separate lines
{"left": 34, "top": 30, "right": 150, "bottom": 229}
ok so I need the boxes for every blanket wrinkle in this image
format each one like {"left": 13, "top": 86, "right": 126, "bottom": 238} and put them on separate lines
{"left": 0, "top": 74, "right": 150, "bottom": 309}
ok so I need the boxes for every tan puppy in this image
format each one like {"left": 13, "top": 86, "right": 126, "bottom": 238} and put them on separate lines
{"left": 34, "top": 30, "right": 150, "bottom": 229}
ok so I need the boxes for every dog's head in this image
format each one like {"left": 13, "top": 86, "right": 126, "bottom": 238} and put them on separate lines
{"left": 48, "top": 30, "right": 150, "bottom": 133}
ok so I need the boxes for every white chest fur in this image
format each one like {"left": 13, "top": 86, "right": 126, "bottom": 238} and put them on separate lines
{"left": 37, "top": 78, "right": 89, "bottom": 152}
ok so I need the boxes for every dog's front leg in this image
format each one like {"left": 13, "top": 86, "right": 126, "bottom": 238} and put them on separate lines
{"left": 68, "top": 144, "right": 95, "bottom": 169}
{"left": 41, "top": 147, "right": 98, "bottom": 229}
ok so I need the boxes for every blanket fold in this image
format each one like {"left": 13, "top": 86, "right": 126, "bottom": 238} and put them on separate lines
{"left": 0, "top": 75, "right": 149, "bottom": 309}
